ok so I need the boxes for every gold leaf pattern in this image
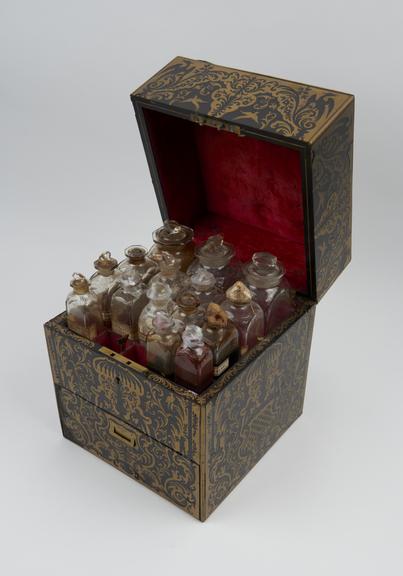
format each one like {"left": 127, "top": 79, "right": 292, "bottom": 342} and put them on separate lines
{"left": 133, "top": 57, "right": 350, "bottom": 141}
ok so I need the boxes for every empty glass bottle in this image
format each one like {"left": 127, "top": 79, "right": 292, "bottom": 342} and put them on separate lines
{"left": 221, "top": 281, "right": 264, "bottom": 355}
{"left": 174, "top": 325, "right": 214, "bottom": 392}
{"left": 66, "top": 273, "right": 103, "bottom": 340}
{"left": 146, "top": 311, "right": 181, "bottom": 377}
{"left": 244, "top": 252, "right": 294, "bottom": 334}
{"left": 110, "top": 271, "right": 147, "bottom": 340}
{"left": 202, "top": 303, "right": 239, "bottom": 377}
{"left": 189, "top": 269, "right": 223, "bottom": 306}
{"left": 188, "top": 234, "right": 239, "bottom": 290}
{"left": 149, "top": 220, "right": 195, "bottom": 272}
{"left": 118, "top": 245, "right": 158, "bottom": 284}
{"left": 90, "top": 251, "right": 119, "bottom": 328}
{"left": 172, "top": 292, "right": 204, "bottom": 330}
{"left": 149, "top": 252, "right": 189, "bottom": 298}
{"left": 138, "top": 281, "right": 177, "bottom": 343}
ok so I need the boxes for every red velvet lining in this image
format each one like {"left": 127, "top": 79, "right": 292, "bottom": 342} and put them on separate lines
{"left": 142, "top": 108, "right": 307, "bottom": 293}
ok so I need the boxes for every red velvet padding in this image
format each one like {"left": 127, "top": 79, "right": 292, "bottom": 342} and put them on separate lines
{"left": 142, "top": 108, "right": 307, "bottom": 293}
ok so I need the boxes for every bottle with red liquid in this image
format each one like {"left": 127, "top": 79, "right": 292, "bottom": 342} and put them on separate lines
{"left": 174, "top": 325, "right": 214, "bottom": 393}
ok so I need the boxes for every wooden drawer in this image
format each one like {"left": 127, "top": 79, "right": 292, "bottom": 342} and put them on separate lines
{"left": 56, "top": 386, "right": 200, "bottom": 518}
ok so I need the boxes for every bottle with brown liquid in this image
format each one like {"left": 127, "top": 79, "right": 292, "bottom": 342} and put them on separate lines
{"left": 172, "top": 292, "right": 204, "bottom": 330}
{"left": 149, "top": 220, "right": 195, "bottom": 272}
{"left": 244, "top": 252, "right": 294, "bottom": 334}
{"left": 110, "top": 270, "right": 147, "bottom": 340}
{"left": 146, "top": 311, "right": 181, "bottom": 377}
{"left": 149, "top": 252, "right": 189, "bottom": 298}
{"left": 90, "top": 251, "right": 119, "bottom": 328}
{"left": 189, "top": 269, "right": 223, "bottom": 306}
{"left": 174, "top": 325, "right": 214, "bottom": 392}
{"left": 138, "top": 281, "right": 177, "bottom": 343}
{"left": 221, "top": 281, "right": 264, "bottom": 355}
{"left": 202, "top": 303, "right": 239, "bottom": 377}
{"left": 118, "top": 245, "right": 158, "bottom": 284}
{"left": 66, "top": 273, "right": 104, "bottom": 340}
{"left": 187, "top": 234, "right": 239, "bottom": 290}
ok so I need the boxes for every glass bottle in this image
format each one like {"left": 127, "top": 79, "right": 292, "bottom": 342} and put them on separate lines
{"left": 90, "top": 251, "right": 119, "bottom": 328}
{"left": 202, "top": 303, "right": 239, "bottom": 377}
{"left": 244, "top": 252, "right": 294, "bottom": 334}
{"left": 149, "top": 220, "right": 195, "bottom": 272}
{"left": 66, "top": 273, "right": 103, "bottom": 340}
{"left": 146, "top": 311, "right": 181, "bottom": 377}
{"left": 110, "top": 271, "right": 147, "bottom": 340}
{"left": 149, "top": 252, "right": 189, "bottom": 298}
{"left": 138, "top": 281, "right": 177, "bottom": 343}
{"left": 172, "top": 292, "right": 204, "bottom": 330}
{"left": 174, "top": 325, "right": 214, "bottom": 393}
{"left": 189, "top": 269, "right": 223, "bottom": 306}
{"left": 221, "top": 281, "right": 264, "bottom": 356}
{"left": 188, "top": 234, "right": 239, "bottom": 290}
{"left": 118, "top": 245, "right": 158, "bottom": 284}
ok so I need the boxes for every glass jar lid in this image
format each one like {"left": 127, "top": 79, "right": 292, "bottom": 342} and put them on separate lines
{"left": 226, "top": 281, "right": 252, "bottom": 305}
{"left": 152, "top": 220, "right": 194, "bottom": 247}
{"left": 94, "top": 251, "right": 118, "bottom": 275}
{"left": 177, "top": 292, "right": 200, "bottom": 312}
{"left": 70, "top": 273, "right": 90, "bottom": 294}
{"left": 244, "top": 252, "right": 285, "bottom": 288}
{"left": 124, "top": 245, "right": 148, "bottom": 263}
{"left": 190, "top": 269, "right": 216, "bottom": 292}
{"left": 196, "top": 235, "right": 235, "bottom": 268}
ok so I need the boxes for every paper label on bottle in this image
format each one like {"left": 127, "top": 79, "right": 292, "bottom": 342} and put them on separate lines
{"left": 214, "top": 357, "right": 229, "bottom": 377}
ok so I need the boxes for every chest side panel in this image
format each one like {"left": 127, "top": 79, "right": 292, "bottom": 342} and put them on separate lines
{"left": 311, "top": 100, "right": 354, "bottom": 299}
{"left": 56, "top": 386, "right": 199, "bottom": 518}
{"left": 204, "top": 307, "right": 315, "bottom": 518}
{"left": 45, "top": 318, "right": 200, "bottom": 463}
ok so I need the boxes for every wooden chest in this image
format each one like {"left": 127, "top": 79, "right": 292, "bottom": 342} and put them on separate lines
{"left": 45, "top": 57, "right": 354, "bottom": 520}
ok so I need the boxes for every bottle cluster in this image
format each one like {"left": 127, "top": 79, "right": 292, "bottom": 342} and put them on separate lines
{"left": 66, "top": 220, "right": 294, "bottom": 393}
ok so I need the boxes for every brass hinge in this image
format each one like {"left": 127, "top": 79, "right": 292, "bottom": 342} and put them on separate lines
{"left": 190, "top": 113, "right": 243, "bottom": 136}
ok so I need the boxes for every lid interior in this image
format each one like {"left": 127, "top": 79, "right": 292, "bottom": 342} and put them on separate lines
{"left": 142, "top": 107, "right": 309, "bottom": 295}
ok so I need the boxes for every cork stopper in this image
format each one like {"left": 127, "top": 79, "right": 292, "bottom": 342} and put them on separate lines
{"left": 196, "top": 235, "right": 234, "bottom": 268}
{"left": 206, "top": 303, "right": 228, "bottom": 328}
{"left": 177, "top": 292, "right": 200, "bottom": 312}
{"left": 93, "top": 251, "right": 118, "bottom": 275}
{"left": 124, "top": 245, "right": 148, "bottom": 264}
{"left": 153, "top": 220, "right": 193, "bottom": 246}
{"left": 70, "top": 273, "right": 90, "bottom": 295}
{"left": 226, "top": 281, "right": 252, "bottom": 305}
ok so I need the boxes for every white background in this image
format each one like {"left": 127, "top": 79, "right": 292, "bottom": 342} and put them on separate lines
{"left": 2, "top": 1, "right": 403, "bottom": 574}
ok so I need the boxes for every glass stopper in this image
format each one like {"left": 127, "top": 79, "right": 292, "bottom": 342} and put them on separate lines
{"left": 177, "top": 292, "right": 200, "bottom": 312}
{"left": 153, "top": 220, "right": 193, "bottom": 245}
{"left": 124, "top": 245, "right": 148, "bottom": 263}
{"left": 196, "top": 235, "right": 235, "bottom": 267}
{"left": 182, "top": 324, "right": 204, "bottom": 349}
{"left": 190, "top": 269, "right": 216, "bottom": 292}
{"left": 152, "top": 311, "right": 174, "bottom": 333}
{"left": 70, "top": 273, "right": 90, "bottom": 294}
{"left": 94, "top": 251, "right": 118, "bottom": 274}
{"left": 146, "top": 280, "right": 172, "bottom": 302}
{"left": 244, "top": 252, "right": 285, "bottom": 288}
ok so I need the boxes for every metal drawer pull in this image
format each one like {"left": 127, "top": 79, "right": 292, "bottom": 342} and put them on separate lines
{"left": 109, "top": 421, "right": 136, "bottom": 447}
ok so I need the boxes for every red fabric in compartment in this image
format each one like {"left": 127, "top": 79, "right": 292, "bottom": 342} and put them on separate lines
{"left": 142, "top": 109, "right": 307, "bottom": 293}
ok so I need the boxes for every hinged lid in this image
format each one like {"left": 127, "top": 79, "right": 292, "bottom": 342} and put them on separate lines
{"left": 131, "top": 56, "right": 354, "bottom": 301}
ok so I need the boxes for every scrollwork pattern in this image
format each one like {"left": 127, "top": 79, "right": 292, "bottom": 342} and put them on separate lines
{"left": 133, "top": 57, "right": 349, "bottom": 141}
{"left": 312, "top": 102, "right": 354, "bottom": 298}
{"left": 205, "top": 308, "right": 315, "bottom": 517}
{"left": 57, "top": 387, "right": 199, "bottom": 516}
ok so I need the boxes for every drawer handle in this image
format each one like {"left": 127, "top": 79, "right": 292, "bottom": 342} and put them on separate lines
{"left": 109, "top": 421, "right": 136, "bottom": 447}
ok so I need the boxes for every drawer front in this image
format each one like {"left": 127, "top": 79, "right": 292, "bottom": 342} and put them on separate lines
{"left": 45, "top": 316, "right": 201, "bottom": 463}
{"left": 56, "top": 386, "right": 200, "bottom": 518}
